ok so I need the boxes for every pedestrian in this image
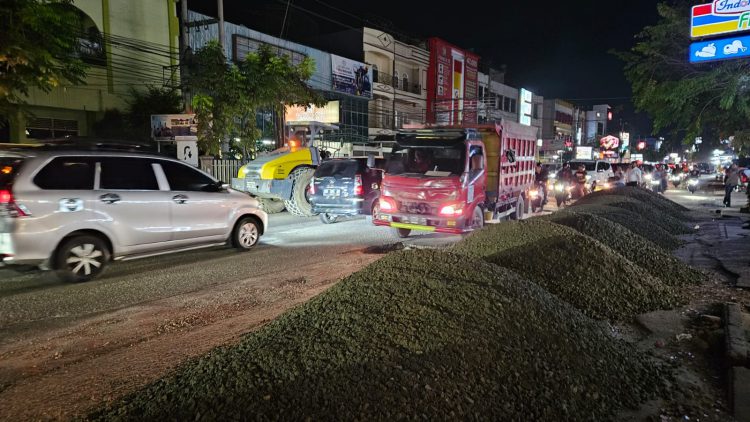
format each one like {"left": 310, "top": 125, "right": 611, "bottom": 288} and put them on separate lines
{"left": 723, "top": 163, "right": 740, "bottom": 207}
{"left": 625, "top": 162, "right": 642, "bottom": 187}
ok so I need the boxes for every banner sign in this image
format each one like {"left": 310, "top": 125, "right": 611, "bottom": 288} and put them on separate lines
{"left": 576, "top": 146, "right": 593, "bottom": 160}
{"left": 691, "top": 1, "right": 750, "bottom": 38}
{"left": 285, "top": 101, "right": 340, "bottom": 124}
{"left": 331, "top": 55, "right": 372, "bottom": 99}
{"left": 519, "top": 88, "right": 533, "bottom": 126}
{"left": 690, "top": 33, "right": 750, "bottom": 62}
{"left": 151, "top": 114, "right": 197, "bottom": 141}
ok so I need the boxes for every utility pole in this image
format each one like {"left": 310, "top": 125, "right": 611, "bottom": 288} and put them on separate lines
{"left": 217, "top": 0, "right": 225, "bottom": 50}
{"left": 392, "top": 33, "right": 396, "bottom": 131}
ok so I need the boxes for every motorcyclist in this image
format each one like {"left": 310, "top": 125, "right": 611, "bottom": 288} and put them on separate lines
{"left": 534, "top": 162, "right": 549, "bottom": 205}
{"left": 556, "top": 162, "right": 573, "bottom": 183}
{"left": 573, "top": 164, "right": 588, "bottom": 198}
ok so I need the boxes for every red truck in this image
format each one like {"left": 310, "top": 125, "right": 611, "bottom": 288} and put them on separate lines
{"left": 373, "top": 120, "right": 538, "bottom": 237}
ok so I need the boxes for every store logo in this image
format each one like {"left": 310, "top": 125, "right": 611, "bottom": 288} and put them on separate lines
{"left": 714, "top": 0, "right": 750, "bottom": 15}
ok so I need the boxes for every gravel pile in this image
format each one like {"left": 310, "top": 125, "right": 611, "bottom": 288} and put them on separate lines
{"left": 91, "top": 250, "right": 667, "bottom": 421}
{"left": 582, "top": 186, "right": 689, "bottom": 214}
{"left": 565, "top": 203, "right": 683, "bottom": 250}
{"left": 571, "top": 195, "right": 691, "bottom": 235}
{"left": 451, "top": 219, "right": 573, "bottom": 258}
{"left": 477, "top": 232, "right": 679, "bottom": 321}
{"left": 545, "top": 211, "right": 705, "bottom": 286}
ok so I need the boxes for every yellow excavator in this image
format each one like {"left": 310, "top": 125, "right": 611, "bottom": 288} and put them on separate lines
{"left": 231, "top": 122, "right": 336, "bottom": 216}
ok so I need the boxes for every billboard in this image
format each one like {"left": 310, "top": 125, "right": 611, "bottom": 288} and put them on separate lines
{"left": 331, "top": 54, "right": 372, "bottom": 98}
{"left": 576, "top": 146, "right": 593, "bottom": 160}
{"left": 426, "top": 38, "right": 479, "bottom": 125}
{"left": 151, "top": 114, "right": 198, "bottom": 141}
{"left": 599, "top": 135, "right": 620, "bottom": 150}
{"left": 519, "top": 88, "right": 533, "bottom": 126}
{"left": 691, "top": 1, "right": 750, "bottom": 38}
{"left": 285, "top": 101, "right": 340, "bottom": 124}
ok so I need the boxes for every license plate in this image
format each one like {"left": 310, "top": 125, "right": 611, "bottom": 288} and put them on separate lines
{"left": 324, "top": 189, "right": 341, "bottom": 197}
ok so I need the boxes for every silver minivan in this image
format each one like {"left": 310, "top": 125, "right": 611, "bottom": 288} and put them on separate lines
{"left": 0, "top": 147, "right": 267, "bottom": 282}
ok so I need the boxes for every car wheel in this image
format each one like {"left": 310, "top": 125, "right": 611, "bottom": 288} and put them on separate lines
{"left": 232, "top": 217, "right": 260, "bottom": 251}
{"left": 396, "top": 228, "right": 411, "bottom": 238}
{"left": 54, "top": 235, "right": 110, "bottom": 283}
{"left": 319, "top": 213, "right": 339, "bottom": 224}
{"left": 370, "top": 202, "right": 380, "bottom": 221}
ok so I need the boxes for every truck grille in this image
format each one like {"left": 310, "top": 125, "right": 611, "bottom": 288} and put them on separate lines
{"left": 400, "top": 201, "right": 435, "bottom": 215}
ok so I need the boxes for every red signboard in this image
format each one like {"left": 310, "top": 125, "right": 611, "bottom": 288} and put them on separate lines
{"left": 426, "top": 38, "right": 480, "bottom": 126}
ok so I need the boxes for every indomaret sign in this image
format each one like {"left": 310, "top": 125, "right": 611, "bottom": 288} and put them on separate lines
{"left": 691, "top": 0, "right": 750, "bottom": 38}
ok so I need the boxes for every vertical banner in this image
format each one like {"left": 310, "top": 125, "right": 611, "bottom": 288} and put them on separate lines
{"left": 463, "top": 53, "right": 479, "bottom": 125}
{"left": 427, "top": 38, "right": 480, "bottom": 125}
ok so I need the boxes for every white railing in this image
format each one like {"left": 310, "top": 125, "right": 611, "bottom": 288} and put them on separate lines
{"left": 201, "top": 159, "right": 245, "bottom": 183}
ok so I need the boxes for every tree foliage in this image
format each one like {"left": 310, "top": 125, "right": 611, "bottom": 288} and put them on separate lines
{"left": 0, "top": 0, "right": 87, "bottom": 116}
{"left": 187, "top": 41, "right": 324, "bottom": 157}
{"left": 618, "top": 1, "right": 750, "bottom": 149}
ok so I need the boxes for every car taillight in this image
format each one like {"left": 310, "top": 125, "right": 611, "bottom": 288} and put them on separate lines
{"left": 0, "top": 189, "right": 28, "bottom": 217}
{"left": 354, "top": 174, "right": 364, "bottom": 196}
{"left": 379, "top": 197, "right": 397, "bottom": 211}
{"left": 439, "top": 204, "right": 463, "bottom": 217}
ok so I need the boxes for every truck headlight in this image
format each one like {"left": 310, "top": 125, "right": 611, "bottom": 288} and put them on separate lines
{"left": 238, "top": 166, "right": 249, "bottom": 178}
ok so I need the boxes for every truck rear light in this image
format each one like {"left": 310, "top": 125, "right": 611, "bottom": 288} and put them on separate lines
{"left": 354, "top": 174, "right": 364, "bottom": 196}
{"left": 0, "top": 189, "right": 29, "bottom": 217}
{"left": 379, "top": 197, "right": 397, "bottom": 211}
{"left": 438, "top": 204, "right": 463, "bottom": 217}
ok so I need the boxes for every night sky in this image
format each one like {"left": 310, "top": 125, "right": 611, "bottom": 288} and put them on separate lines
{"left": 190, "top": 0, "right": 664, "bottom": 135}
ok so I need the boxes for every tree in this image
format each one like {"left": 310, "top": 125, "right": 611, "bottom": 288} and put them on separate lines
{"left": 187, "top": 41, "right": 324, "bottom": 157}
{"left": 0, "top": 0, "right": 87, "bottom": 116}
{"left": 617, "top": 2, "right": 750, "bottom": 151}
{"left": 92, "top": 87, "right": 182, "bottom": 142}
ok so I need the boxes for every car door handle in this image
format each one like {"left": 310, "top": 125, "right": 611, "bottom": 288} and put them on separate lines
{"left": 172, "top": 194, "right": 188, "bottom": 204}
{"left": 99, "top": 193, "right": 121, "bottom": 204}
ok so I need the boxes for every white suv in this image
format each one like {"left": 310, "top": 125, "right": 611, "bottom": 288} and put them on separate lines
{"left": 568, "top": 160, "right": 614, "bottom": 191}
{"left": 0, "top": 146, "right": 267, "bottom": 282}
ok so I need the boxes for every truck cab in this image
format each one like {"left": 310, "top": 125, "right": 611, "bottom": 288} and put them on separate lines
{"left": 374, "top": 121, "right": 537, "bottom": 237}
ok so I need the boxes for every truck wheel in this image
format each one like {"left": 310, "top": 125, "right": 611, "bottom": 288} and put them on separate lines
{"left": 284, "top": 167, "right": 315, "bottom": 217}
{"left": 54, "top": 235, "right": 110, "bottom": 283}
{"left": 469, "top": 206, "right": 484, "bottom": 230}
{"left": 259, "top": 198, "right": 285, "bottom": 214}
{"left": 396, "top": 228, "right": 411, "bottom": 238}
{"left": 510, "top": 197, "right": 525, "bottom": 220}
{"left": 319, "top": 213, "right": 339, "bottom": 224}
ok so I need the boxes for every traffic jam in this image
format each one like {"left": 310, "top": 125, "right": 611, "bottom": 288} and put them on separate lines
{"left": 3, "top": 119, "right": 740, "bottom": 283}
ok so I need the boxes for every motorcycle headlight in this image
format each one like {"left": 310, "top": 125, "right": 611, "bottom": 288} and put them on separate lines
{"left": 530, "top": 190, "right": 539, "bottom": 198}
{"left": 555, "top": 184, "right": 564, "bottom": 192}
{"left": 689, "top": 179, "right": 699, "bottom": 185}
{"left": 586, "top": 175, "right": 592, "bottom": 181}
{"left": 645, "top": 174, "right": 652, "bottom": 180}
{"left": 651, "top": 179, "right": 660, "bottom": 185}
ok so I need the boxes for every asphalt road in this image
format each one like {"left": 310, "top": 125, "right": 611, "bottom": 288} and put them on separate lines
{"left": 0, "top": 213, "right": 462, "bottom": 330}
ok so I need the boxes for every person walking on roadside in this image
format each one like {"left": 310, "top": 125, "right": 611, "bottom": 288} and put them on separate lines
{"left": 723, "top": 163, "right": 740, "bottom": 207}
{"left": 625, "top": 162, "right": 642, "bottom": 187}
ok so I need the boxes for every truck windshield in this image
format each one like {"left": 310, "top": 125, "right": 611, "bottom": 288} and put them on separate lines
{"left": 386, "top": 147, "right": 465, "bottom": 176}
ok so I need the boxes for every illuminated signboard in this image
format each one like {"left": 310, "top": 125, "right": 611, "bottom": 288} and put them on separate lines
{"left": 599, "top": 135, "right": 620, "bottom": 150}
{"left": 285, "top": 101, "right": 340, "bottom": 124}
{"left": 519, "top": 88, "right": 533, "bottom": 126}
{"left": 691, "top": 1, "right": 750, "bottom": 38}
{"left": 690, "top": 33, "right": 750, "bottom": 62}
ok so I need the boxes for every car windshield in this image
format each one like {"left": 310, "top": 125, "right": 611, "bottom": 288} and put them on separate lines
{"left": 0, "top": 157, "right": 24, "bottom": 187}
{"left": 569, "top": 161, "right": 596, "bottom": 171}
{"left": 386, "top": 146, "right": 465, "bottom": 176}
{"left": 315, "top": 160, "right": 359, "bottom": 178}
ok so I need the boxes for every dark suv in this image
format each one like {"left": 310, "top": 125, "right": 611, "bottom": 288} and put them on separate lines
{"left": 309, "top": 158, "right": 382, "bottom": 224}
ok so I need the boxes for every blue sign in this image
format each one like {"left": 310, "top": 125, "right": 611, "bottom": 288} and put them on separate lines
{"left": 690, "top": 34, "right": 750, "bottom": 63}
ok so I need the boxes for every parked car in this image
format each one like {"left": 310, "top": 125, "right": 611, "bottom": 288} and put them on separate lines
{"left": 309, "top": 157, "right": 383, "bottom": 224}
{"left": 567, "top": 160, "right": 614, "bottom": 191}
{"left": 0, "top": 143, "right": 267, "bottom": 282}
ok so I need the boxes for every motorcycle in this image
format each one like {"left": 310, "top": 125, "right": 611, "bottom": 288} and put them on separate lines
{"left": 570, "top": 182, "right": 587, "bottom": 200}
{"left": 554, "top": 181, "right": 571, "bottom": 207}
{"left": 687, "top": 177, "right": 699, "bottom": 194}
{"left": 530, "top": 180, "right": 546, "bottom": 213}
{"left": 670, "top": 174, "right": 683, "bottom": 188}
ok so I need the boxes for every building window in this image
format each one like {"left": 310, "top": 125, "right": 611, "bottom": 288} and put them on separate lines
{"left": 597, "top": 122, "right": 604, "bottom": 136}
{"left": 478, "top": 86, "right": 485, "bottom": 99}
{"left": 503, "top": 97, "right": 511, "bottom": 112}
{"left": 372, "top": 64, "right": 379, "bottom": 83}
{"left": 510, "top": 99, "right": 517, "bottom": 114}
{"left": 402, "top": 74, "right": 409, "bottom": 91}
{"left": 26, "top": 118, "right": 79, "bottom": 140}
{"left": 393, "top": 70, "right": 399, "bottom": 88}
{"left": 533, "top": 104, "right": 540, "bottom": 119}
